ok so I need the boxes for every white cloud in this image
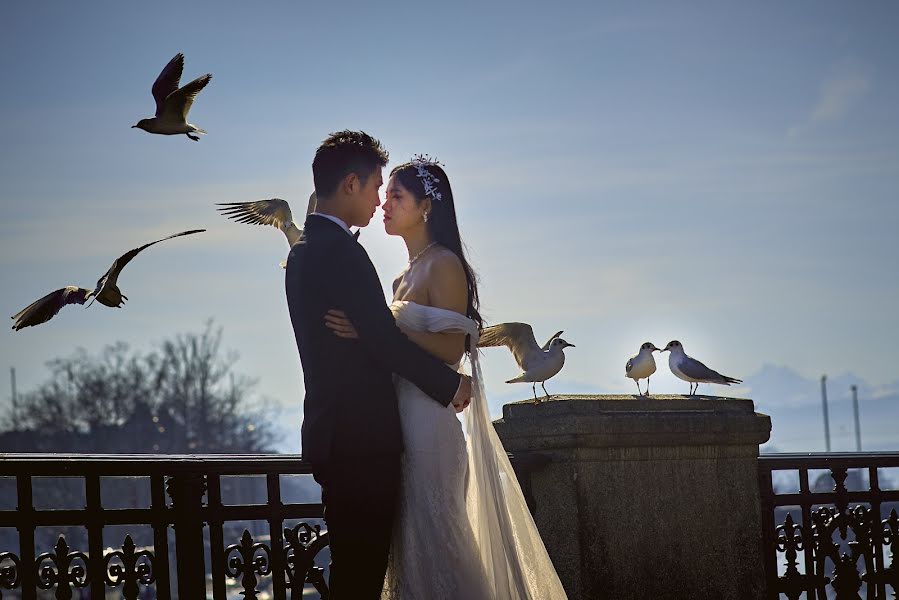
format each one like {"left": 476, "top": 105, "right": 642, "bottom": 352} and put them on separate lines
{"left": 790, "top": 58, "right": 872, "bottom": 137}
{"left": 811, "top": 67, "right": 871, "bottom": 122}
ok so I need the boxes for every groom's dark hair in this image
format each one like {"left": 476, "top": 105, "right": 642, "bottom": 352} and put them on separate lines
{"left": 312, "top": 130, "right": 389, "bottom": 199}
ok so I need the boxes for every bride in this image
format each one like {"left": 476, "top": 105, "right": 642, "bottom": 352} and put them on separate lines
{"left": 325, "top": 156, "right": 567, "bottom": 599}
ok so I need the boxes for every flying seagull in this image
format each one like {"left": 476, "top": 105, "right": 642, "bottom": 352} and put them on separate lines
{"left": 626, "top": 342, "right": 661, "bottom": 396}
{"left": 215, "top": 192, "right": 318, "bottom": 267}
{"left": 478, "top": 322, "right": 574, "bottom": 404}
{"left": 11, "top": 229, "right": 205, "bottom": 331}
{"left": 660, "top": 340, "right": 742, "bottom": 395}
{"left": 132, "top": 53, "right": 212, "bottom": 141}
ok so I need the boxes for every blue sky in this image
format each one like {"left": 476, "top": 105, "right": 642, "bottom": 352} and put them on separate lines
{"left": 1, "top": 1, "right": 898, "bottom": 450}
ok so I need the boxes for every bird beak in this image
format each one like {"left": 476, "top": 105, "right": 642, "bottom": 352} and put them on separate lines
{"left": 566, "top": 343, "right": 576, "bottom": 348}
{"left": 131, "top": 125, "right": 137, "bottom": 128}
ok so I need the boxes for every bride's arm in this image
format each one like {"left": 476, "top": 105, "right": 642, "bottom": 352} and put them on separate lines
{"left": 401, "top": 253, "right": 468, "bottom": 364}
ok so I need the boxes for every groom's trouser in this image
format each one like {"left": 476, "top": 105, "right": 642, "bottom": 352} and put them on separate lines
{"left": 313, "top": 454, "right": 401, "bottom": 600}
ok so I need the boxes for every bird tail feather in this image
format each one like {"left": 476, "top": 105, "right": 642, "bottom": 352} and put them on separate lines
{"left": 506, "top": 374, "right": 527, "bottom": 384}
{"left": 722, "top": 376, "right": 742, "bottom": 385}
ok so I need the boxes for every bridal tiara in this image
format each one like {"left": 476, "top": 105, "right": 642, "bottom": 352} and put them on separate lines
{"left": 411, "top": 154, "right": 443, "bottom": 202}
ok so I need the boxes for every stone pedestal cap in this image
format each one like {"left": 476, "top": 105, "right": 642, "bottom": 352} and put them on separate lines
{"left": 494, "top": 394, "right": 771, "bottom": 451}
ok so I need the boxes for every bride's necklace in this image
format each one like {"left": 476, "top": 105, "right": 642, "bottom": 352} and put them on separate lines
{"left": 408, "top": 241, "right": 437, "bottom": 266}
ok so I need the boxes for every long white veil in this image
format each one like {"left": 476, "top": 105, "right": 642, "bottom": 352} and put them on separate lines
{"left": 464, "top": 335, "right": 568, "bottom": 599}
{"left": 390, "top": 301, "right": 567, "bottom": 599}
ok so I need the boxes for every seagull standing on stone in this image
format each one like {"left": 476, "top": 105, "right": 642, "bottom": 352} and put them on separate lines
{"left": 11, "top": 229, "right": 205, "bottom": 330}
{"left": 215, "top": 192, "right": 318, "bottom": 268}
{"left": 626, "top": 342, "right": 661, "bottom": 396}
{"left": 478, "top": 323, "right": 574, "bottom": 404}
{"left": 132, "top": 53, "right": 212, "bottom": 141}
{"left": 660, "top": 340, "right": 742, "bottom": 395}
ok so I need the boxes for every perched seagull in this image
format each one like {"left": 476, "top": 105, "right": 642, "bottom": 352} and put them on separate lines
{"left": 132, "top": 53, "right": 212, "bottom": 141}
{"left": 660, "top": 340, "right": 742, "bottom": 395}
{"left": 478, "top": 323, "right": 574, "bottom": 404}
{"left": 215, "top": 192, "right": 318, "bottom": 268}
{"left": 11, "top": 230, "right": 205, "bottom": 331}
{"left": 626, "top": 342, "right": 661, "bottom": 396}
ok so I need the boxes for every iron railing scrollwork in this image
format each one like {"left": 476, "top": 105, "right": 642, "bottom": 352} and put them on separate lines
{"left": 225, "top": 529, "right": 273, "bottom": 600}
{"left": 35, "top": 536, "right": 89, "bottom": 600}
{"left": 104, "top": 534, "right": 156, "bottom": 599}
{"left": 0, "top": 551, "right": 22, "bottom": 599}
{"left": 285, "top": 522, "right": 330, "bottom": 599}
{"left": 759, "top": 452, "right": 899, "bottom": 600}
{"left": 0, "top": 454, "right": 330, "bottom": 599}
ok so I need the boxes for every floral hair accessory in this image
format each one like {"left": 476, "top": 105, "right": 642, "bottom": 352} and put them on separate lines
{"left": 411, "top": 154, "right": 443, "bottom": 202}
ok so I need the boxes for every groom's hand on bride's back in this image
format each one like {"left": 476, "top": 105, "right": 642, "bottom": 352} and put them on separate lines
{"left": 452, "top": 375, "right": 472, "bottom": 413}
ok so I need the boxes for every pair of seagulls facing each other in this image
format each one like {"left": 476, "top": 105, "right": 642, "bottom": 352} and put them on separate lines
{"left": 478, "top": 323, "right": 575, "bottom": 404}
{"left": 215, "top": 192, "right": 323, "bottom": 267}
{"left": 625, "top": 341, "right": 742, "bottom": 396}
{"left": 11, "top": 230, "right": 205, "bottom": 331}
{"left": 132, "top": 53, "right": 212, "bottom": 141}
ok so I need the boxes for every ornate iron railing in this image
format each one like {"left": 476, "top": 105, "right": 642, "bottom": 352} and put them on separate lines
{"left": 759, "top": 452, "right": 899, "bottom": 600}
{"left": 0, "top": 454, "right": 329, "bottom": 599}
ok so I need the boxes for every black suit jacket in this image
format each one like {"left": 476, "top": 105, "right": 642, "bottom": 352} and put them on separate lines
{"left": 286, "top": 215, "right": 461, "bottom": 464}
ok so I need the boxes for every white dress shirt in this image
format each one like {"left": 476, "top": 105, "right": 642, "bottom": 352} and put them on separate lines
{"left": 309, "top": 212, "right": 353, "bottom": 236}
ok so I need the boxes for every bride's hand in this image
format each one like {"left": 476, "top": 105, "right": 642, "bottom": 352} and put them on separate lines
{"left": 325, "top": 309, "right": 359, "bottom": 339}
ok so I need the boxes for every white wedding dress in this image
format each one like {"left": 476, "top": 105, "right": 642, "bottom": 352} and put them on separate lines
{"left": 381, "top": 301, "right": 568, "bottom": 600}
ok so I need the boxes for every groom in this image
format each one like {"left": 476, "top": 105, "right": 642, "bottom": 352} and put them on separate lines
{"left": 285, "top": 130, "right": 471, "bottom": 598}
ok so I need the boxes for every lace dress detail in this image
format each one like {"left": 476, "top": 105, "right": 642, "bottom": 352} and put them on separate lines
{"left": 381, "top": 301, "right": 567, "bottom": 600}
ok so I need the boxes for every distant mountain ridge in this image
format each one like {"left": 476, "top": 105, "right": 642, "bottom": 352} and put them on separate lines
{"left": 739, "top": 364, "right": 899, "bottom": 453}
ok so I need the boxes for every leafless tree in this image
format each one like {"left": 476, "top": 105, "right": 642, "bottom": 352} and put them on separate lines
{"left": 3, "top": 321, "right": 278, "bottom": 454}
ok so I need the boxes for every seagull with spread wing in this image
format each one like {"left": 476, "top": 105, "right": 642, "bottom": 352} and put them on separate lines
{"left": 215, "top": 192, "right": 318, "bottom": 267}
{"left": 478, "top": 322, "right": 574, "bottom": 403}
{"left": 11, "top": 229, "right": 205, "bottom": 331}
{"left": 660, "top": 340, "right": 742, "bottom": 395}
{"left": 132, "top": 53, "right": 212, "bottom": 141}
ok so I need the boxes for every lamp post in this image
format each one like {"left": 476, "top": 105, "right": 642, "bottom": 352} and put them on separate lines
{"left": 821, "top": 375, "right": 831, "bottom": 452}
{"left": 9, "top": 367, "right": 16, "bottom": 426}
{"left": 851, "top": 384, "right": 861, "bottom": 452}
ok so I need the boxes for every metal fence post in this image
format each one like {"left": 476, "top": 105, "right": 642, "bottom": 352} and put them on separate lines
{"left": 166, "top": 473, "right": 207, "bottom": 599}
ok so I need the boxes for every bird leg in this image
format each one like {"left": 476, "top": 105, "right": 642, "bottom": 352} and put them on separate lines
{"left": 645, "top": 377, "right": 650, "bottom": 396}
{"left": 634, "top": 379, "right": 643, "bottom": 396}
{"left": 186, "top": 133, "right": 200, "bottom": 141}
{"left": 541, "top": 381, "right": 550, "bottom": 400}
{"left": 532, "top": 383, "right": 540, "bottom": 404}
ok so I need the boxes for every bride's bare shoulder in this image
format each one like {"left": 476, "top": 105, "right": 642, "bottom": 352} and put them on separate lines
{"left": 425, "top": 247, "right": 464, "bottom": 278}
{"left": 422, "top": 247, "right": 467, "bottom": 311}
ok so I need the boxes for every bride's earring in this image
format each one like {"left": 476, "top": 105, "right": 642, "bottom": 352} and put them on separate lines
{"left": 423, "top": 211, "right": 429, "bottom": 223}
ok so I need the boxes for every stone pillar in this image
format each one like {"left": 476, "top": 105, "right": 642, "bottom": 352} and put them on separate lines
{"left": 495, "top": 394, "right": 771, "bottom": 600}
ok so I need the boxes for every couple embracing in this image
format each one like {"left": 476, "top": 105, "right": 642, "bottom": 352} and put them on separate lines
{"left": 286, "top": 130, "right": 566, "bottom": 599}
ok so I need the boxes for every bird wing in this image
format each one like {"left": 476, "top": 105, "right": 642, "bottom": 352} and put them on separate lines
{"left": 95, "top": 229, "right": 206, "bottom": 291}
{"left": 541, "top": 330, "right": 563, "bottom": 351}
{"left": 305, "top": 191, "right": 318, "bottom": 217}
{"left": 626, "top": 357, "right": 634, "bottom": 375}
{"left": 216, "top": 199, "right": 294, "bottom": 230}
{"left": 152, "top": 53, "right": 184, "bottom": 117}
{"left": 477, "top": 322, "right": 540, "bottom": 369}
{"left": 11, "top": 286, "right": 92, "bottom": 330}
{"left": 679, "top": 355, "right": 740, "bottom": 384}
{"left": 163, "top": 73, "right": 212, "bottom": 121}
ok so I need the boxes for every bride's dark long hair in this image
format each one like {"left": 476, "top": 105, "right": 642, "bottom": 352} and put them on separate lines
{"left": 390, "top": 161, "right": 483, "bottom": 337}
